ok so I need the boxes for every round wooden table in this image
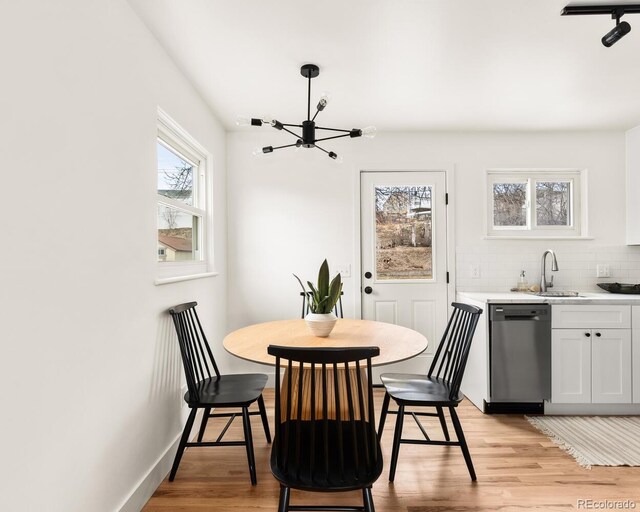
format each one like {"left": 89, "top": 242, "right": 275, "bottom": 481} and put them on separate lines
{"left": 223, "top": 318, "right": 428, "bottom": 367}
{"left": 224, "top": 319, "right": 428, "bottom": 421}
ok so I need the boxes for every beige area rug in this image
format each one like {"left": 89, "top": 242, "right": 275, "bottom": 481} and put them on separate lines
{"left": 526, "top": 415, "right": 640, "bottom": 468}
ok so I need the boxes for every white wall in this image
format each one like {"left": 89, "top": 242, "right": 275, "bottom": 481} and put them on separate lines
{"left": 0, "top": 2, "right": 230, "bottom": 511}
{"left": 227, "top": 130, "right": 626, "bottom": 337}
{"left": 627, "top": 125, "right": 640, "bottom": 245}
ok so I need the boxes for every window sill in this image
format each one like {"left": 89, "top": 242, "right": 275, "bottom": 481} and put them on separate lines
{"left": 155, "top": 271, "right": 219, "bottom": 286}
{"left": 484, "top": 235, "right": 594, "bottom": 241}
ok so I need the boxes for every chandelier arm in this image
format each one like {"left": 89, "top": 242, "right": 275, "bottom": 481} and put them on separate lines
{"left": 282, "top": 123, "right": 303, "bottom": 128}
{"left": 271, "top": 142, "right": 301, "bottom": 151}
{"left": 280, "top": 126, "right": 302, "bottom": 139}
{"left": 313, "top": 144, "right": 330, "bottom": 154}
{"left": 315, "top": 126, "right": 352, "bottom": 133}
{"left": 314, "top": 133, "right": 351, "bottom": 143}
{"left": 311, "top": 108, "right": 321, "bottom": 123}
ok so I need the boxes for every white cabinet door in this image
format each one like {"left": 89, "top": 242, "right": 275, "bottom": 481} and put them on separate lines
{"left": 634, "top": 307, "right": 640, "bottom": 403}
{"left": 552, "top": 329, "right": 591, "bottom": 403}
{"left": 592, "top": 329, "right": 632, "bottom": 403}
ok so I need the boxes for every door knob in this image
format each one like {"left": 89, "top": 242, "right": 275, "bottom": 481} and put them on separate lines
{"left": 364, "top": 271, "right": 372, "bottom": 279}
{"left": 585, "top": 332, "right": 591, "bottom": 337}
{"left": 595, "top": 332, "right": 602, "bottom": 337}
{"left": 364, "top": 286, "right": 373, "bottom": 294}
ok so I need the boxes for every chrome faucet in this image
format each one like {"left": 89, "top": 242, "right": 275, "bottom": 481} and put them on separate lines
{"left": 540, "top": 250, "right": 559, "bottom": 292}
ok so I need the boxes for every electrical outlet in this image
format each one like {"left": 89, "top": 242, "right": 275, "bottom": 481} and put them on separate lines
{"left": 596, "top": 264, "right": 611, "bottom": 278}
{"left": 470, "top": 264, "right": 481, "bottom": 279}
{"left": 335, "top": 264, "right": 351, "bottom": 278}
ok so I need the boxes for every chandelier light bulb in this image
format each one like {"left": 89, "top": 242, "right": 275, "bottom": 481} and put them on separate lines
{"left": 317, "top": 92, "right": 331, "bottom": 111}
{"left": 361, "top": 126, "right": 377, "bottom": 139}
{"left": 262, "top": 115, "right": 274, "bottom": 126}
{"left": 251, "top": 147, "right": 264, "bottom": 157}
{"left": 235, "top": 116, "right": 251, "bottom": 127}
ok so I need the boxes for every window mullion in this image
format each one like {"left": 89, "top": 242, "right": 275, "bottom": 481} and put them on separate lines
{"left": 157, "top": 195, "right": 205, "bottom": 216}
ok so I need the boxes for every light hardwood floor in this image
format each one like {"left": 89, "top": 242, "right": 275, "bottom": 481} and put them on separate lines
{"left": 143, "top": 389, "right": 640, "bottom": 511}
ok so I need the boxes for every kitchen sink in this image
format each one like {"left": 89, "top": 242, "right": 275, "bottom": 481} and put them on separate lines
{"left": 536, "top": 291, "right": 581, "bottom": 297}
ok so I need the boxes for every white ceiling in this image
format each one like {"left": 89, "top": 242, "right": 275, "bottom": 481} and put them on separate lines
{"left": 127, "top": 0, "right": 640, "bottom": 131}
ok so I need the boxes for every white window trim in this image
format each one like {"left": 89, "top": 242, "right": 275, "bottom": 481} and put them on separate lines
{"left": 156, "top": 107, "right": 216, "bottom": 282}
{"left": 485, "top": 169, "right": 589, "bottom": 239}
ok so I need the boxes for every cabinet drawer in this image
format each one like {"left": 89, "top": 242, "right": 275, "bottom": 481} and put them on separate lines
{"left": 552, "top": 305, "right": 631, "bottom": 329}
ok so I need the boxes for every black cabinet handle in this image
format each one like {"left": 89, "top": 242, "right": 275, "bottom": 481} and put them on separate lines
{"left": 364, "top": 286, "right": 373, "bottom": 294}
{"left": 595, "top": 332, "right": 602, "bottom": 337}
{"left": 585, "top": 332, "right": 591, "bottom": 337}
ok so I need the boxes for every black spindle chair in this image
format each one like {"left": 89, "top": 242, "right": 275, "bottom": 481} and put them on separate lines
{"left": 300, "top": 291, "right": 344, "bottom": 319}
{"left": 268, "top": 345, "right": 382, "bottom": 512}
{"left": 378, "top": 302, "right": 483, "bottom": 482}
{"left": 168, "top": 302, "right": 271, "bottom": 485}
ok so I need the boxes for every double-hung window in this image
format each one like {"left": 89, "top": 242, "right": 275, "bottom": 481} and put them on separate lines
{"left": 487, "top": 170, "right": 586, "bottom": 238}
{"left": 156, "top": 108, "right": 213, "bottom": 281}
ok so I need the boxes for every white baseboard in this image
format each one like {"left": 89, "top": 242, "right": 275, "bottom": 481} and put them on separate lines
{"left": 117, "top": 409, "right": 205, "bottom": 512}
{"left": 117, "top": 432, "right": 181, "bottom": 512}
{"left": 545, "top": 402, "right": 640, "bottom": 415}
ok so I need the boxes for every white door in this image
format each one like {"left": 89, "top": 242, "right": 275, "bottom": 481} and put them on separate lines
{"left": 360, "top": 171, "right": 449, "bottom": 381}
{"left": 551, "top": 329, "right": 591, "bottom": 403}
{"left": 591, "top": 329, "right": 632, "bottom": 403}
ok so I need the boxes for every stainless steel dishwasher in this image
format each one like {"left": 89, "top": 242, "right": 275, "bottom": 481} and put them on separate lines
{"left": 489, "top": 304, "right": 551, "bottom": 412}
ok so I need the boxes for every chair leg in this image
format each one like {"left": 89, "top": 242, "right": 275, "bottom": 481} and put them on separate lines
{"left": 363, "top": 486, "right": 375, "bottom": 512}
{"left": 449, "top": 406, "right": 476, "bottom": 481}
{"left": 196, "top": 407, "right": 211, "bottom": 442}
{"left": 169, "top": 407, "right": 197, "bottom": 482}
{"left": 241, "top": 406, "right": 257, "bottom": 485}
{"left": 377, "top": 392, "right": 390, "bottom": 441}
{"left": 257, "top": 394, "right": 272, "bottom": 443}
{"left": 278, "top": 485, "right": 290, "bottom": 512}
{"left": 388, "top": 404, "right": 405, "bottom": 482}
{"left": 436, "top": 406, "right": 450, "bottom": 441}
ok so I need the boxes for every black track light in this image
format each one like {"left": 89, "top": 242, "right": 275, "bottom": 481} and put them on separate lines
{"left": 328, "top": 152, "right": 338, "bottom": 160}
{"left": 602, "top": 20, "right": 631, "bottom": 47}
{"left": 561, "top": 4, "right": 640, "bottom": 47}
{"left": 262, "top": 146, "right": 273, "bottom": 154}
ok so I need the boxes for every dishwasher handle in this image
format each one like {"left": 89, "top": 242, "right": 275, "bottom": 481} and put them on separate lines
{"left": 504, "top": 314, "right": 542, "bottom": 321}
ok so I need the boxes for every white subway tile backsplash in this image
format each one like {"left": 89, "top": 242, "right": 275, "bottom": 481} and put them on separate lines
{"left": 455, "top": 244, "right": 640, "bottom": 292}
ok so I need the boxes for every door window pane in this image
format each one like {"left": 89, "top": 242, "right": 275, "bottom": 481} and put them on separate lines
{"left": 375, "top": 186, "right": 432, "bottom": 280}
{"left": 493, "top": 182, "right": 527, "bottom": 227}
{"left": 157, "top": 205, "right": 199, "bottom": 261}
{"left": 157, "top": 142, "right": 194, "bottom": 206}
{"left": 536, "top": 181, "right": 571, "bottom": 226}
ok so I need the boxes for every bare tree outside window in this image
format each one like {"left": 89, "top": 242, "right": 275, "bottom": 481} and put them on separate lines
{"left": 493, "top": 182, "right": 527, "bottom": 226}
{"left": 375, "top": 186, "right": 433, "bottom": 279}
{"left": 536, "top": 181, "right": 570, "bottom": 226}
{"left": 157, "top": 141, "right": 197, "bottom": 261}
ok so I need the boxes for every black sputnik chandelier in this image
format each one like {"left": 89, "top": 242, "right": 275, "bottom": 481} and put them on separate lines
{"left": 236, "top": 64, "right": 376, "bottom": 161}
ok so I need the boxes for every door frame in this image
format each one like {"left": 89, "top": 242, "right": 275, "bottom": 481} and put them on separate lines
{"left": 354, "top": 167, "right": 456, "bottom": 319}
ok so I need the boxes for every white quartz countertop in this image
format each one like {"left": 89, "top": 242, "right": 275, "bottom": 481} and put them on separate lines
{"left": 457, "top": 291, "right": 640, "bottom": 305}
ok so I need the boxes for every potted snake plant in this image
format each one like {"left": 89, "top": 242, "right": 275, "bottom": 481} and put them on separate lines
{"left": 294, "top": 259, "right": 343, "bottom": 337}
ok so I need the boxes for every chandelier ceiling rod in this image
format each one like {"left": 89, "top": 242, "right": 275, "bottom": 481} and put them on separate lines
{"left": 236, "top": 63, "right": 376, "bottom": 160}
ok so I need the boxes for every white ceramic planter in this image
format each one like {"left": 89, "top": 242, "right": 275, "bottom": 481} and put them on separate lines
{"left": 305, "top": 312, "right": 338, "bottom": 337}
